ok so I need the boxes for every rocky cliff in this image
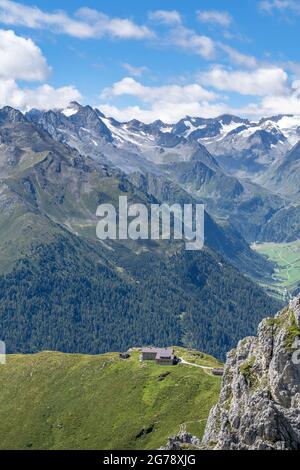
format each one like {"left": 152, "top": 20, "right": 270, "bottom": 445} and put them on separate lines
{"left": 160, "top": 431, "right": 201, "bottom": 450}
{"left": 202, "top": 297, "right": 300, "bottom": 450}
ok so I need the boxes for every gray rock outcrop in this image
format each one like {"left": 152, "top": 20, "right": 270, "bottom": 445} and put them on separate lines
{"left": 160, "top": 431, "right": 201, "bottom": 450}
{"left": 202, "top": 297, "right": 300, "bottom": 450}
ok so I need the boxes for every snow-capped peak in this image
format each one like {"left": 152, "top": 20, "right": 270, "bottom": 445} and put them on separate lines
{"left": 271, "top": 115, "right": 300, "bottom": 146}
{"left": 24, "top": 101, "right": 300, "bottom": 178}
{"left": 61, "top": 102, "right": 81, "bottom": 117}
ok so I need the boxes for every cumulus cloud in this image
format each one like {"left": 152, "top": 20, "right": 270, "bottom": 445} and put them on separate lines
{"left": 99, "top": 77, "right": 230, "bottom": 123}
{"left": 100, "top": 102, "right": 231, "bottom": 124}
{"left": 148, "top": 10, "right": 182, "bottom": 25}
{"left": 199, "top": 66, "right": 289, "bottom": 96}
{"left": 0, "top": 0, "right": 153, "bottom": 39}
{"left": 0, "top": 79, "right": 82, "bottom": 111}
{"left": 100, "top": 82, "right": 300, "bottom": 122}
{"left": 167, "top": 25, "right": 216, "bottom": 59}
{"left": 197, "top": 10, "right": 233, "bottom": 27}
{"left": 0, "top": 28, "right": 81, "bottom": 111}
{"left": 101, "top": 77, "right": 216, "bottom": 103}
{"left": 0, "top": 29, "right": 50, "bottom": 81}
{"left": 245, "top": 80, "right": 300, "bottom": 116}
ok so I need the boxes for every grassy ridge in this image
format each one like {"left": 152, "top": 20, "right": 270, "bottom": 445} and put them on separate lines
{"left": 0, "top": 349, "right": 221, "bottom": 450}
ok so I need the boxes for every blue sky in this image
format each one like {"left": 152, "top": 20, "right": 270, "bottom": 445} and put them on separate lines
{"left": 0, "top": 0, "right": 300, "bottom": 122}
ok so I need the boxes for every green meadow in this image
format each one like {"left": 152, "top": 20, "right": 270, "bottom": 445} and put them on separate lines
{"left": 252, "top": 240, "right": 300, "bottom": 298}
{"left": 0, "top": 349, "right": 222, "bottom": 450}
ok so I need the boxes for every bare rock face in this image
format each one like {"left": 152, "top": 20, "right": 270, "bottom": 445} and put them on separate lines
{"left": 160, "top": 431, "right": 201, "bottom": 450}
{"left": 203, "top": 297, "right": 300, "bottom": 450}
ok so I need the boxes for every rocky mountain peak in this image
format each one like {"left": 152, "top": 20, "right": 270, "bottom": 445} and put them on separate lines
{"left": 69, "top": 100, "right": 81, "bottom": 108}
{"left": 0, "top": 106, "right": 26, "bottom": 125}
{"left": 202, "top": 297, "right": 300, "bottom": 450}
{"left": 218, "top": 114, "right": 249, "bottom": 126}
{"left": 259, "top": 114, "right": 293, "bottom": 125}
{"left": 94, "top": 107, "right": 105, "bottom": 119}
{"left": 60, "top": 101, "right": 82, "bottom": 115}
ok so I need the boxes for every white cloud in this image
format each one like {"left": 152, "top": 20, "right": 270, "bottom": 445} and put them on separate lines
{"left": 78, "top": 8, "right": 154, "bottom": 40}
{"left": 101, "top": 77, "right": 216, "bottom": 103}
{"left": 101, "top": 83, "right": 300, "bottom": 122}
{"left": 121, "top": 63, "right": 148, "bottom": 77}
{"left": 219, "top": 44, "right": 258, "bottom": 68}
{"left": 148, "top": 10, "right": 182, "bottom": 25}
{"left": 100, "top": 101, "right": 231, "bottom": 124}
{"left": 0, "top": 29, "right": 50, "bottom": 81}
{"left": 259, "top": 0, "right": 300, "bottom": 14}
{"left": 149, "top": 16, "right": 256, "bottom": 67}
{"left": 167, "top": 25, "right": 216, "bottom": 59}
{"left": 245, "top": 80, "right": 300, "bottom": 116}
{"left": 282, "top": 60, "right": 300, "bottom": 77}
{"left": 214, "top": 77, "right": 300, "bottom": 118}
{"left": 197, "top": 10, "right": 233, "bottom": 27}
{"left": 149, "top": 10, "right": 252, "bottom": 67}
{"left": 0, "top": 0, "right": 153, "bottom": 39}
{"left": 199, "top": 66, "right": 289, "bottom": 96}
{"left": 0, "top": 79, "right": 82, "bottom": 111}
{"left": 0, "top": 27, "right": 82, "bottom": 112}
{"left": 99, "top": 70, "right": 300, "bottom": 122}
{"left": 99, "top": 77, "right": 228, "bottom": 123}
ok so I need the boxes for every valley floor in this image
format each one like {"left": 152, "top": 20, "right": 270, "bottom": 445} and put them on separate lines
{"left": 252, "top": 240, "right": 300, "bottom": 299}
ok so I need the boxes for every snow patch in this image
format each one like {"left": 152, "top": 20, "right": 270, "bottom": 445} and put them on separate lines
{"left": 183, "top": 121, "right": 207, "bottom": 137}
{"left": 62, "top": 106, "right": 78, "bottom": 117}
{"left": 160, "top": 126, "right": 173, "bottom": 134}
{"left": 220, "top": 122, "right": 243, "bottom": 136}
{"left": 275, "top": 115, "right": 300, "bottom": 146}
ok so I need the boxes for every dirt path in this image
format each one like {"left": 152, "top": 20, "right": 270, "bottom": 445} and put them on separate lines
{"left": 178, "top": 358, "right": 214, "bottom": 370}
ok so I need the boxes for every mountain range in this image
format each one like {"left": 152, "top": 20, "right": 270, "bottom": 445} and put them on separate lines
{"left": 2, "top": 101, "right": 300, "bottom": 358}
{"left": 27, "top": 103, "right": 300, "bottom": 178}
{"left": 2, "top": 101, "right": 300, "bottom": 451}
{"left": 0, "top": 104, "right": 286, "bottom": 360}
{"left": 26, "top": 103, "right": 300, "bottom": 246}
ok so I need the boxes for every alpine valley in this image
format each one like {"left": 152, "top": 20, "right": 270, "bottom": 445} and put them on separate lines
{"left": 3, "top": 102, "right": 300, "bottom": 360}
{"left": 2, "top": 102, "right": 300, "bottom": 450}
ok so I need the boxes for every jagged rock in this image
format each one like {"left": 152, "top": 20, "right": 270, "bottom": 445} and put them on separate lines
{"left": 202, "top": 298, "right": 300, "bottom": 450}
{"left": 160, "top": 432, "right": 201, "bottom": 450}
{"left": 290, "top": 297, "right": 300, "bottom": 328}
